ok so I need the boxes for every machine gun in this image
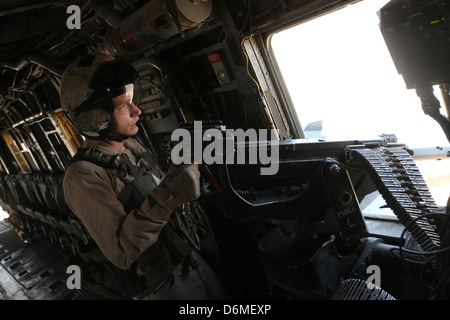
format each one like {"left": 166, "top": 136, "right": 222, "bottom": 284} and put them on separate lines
{"left": 163, "top": 121, "right": 449, "bottom": 299}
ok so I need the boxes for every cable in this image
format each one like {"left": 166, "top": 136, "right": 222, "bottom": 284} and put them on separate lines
{"left": 202, "top": 164, "right": 223, "bottom": 191}
{"left": 240, "top": 0, "right": 252, "bottom": 34}
{"left": 240, "top": 36, "right": 261, "bottom": 93}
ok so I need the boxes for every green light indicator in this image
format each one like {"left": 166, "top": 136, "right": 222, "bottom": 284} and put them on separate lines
{"left": 430, "top": 17, "right": 446, "bottom": 25}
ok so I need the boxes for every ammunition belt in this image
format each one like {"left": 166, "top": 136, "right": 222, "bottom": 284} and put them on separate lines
{"left": 352, "top": 146, "right": 441, "bottom": 251}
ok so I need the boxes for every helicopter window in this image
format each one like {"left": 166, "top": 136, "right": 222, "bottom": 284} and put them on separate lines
{"left": 271, "top": 0, "right": 448, "bottom": 146}
{"left": 270, "top": 0, "right": 450, "bottom": 207}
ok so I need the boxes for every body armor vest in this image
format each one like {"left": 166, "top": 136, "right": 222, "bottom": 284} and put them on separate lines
{"left": 66, "top": 145, "right": 199, "bottom": 299}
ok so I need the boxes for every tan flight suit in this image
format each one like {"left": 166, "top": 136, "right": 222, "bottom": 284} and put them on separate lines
{"left": 62, "top": 138, "right": 227, "bottom": 299}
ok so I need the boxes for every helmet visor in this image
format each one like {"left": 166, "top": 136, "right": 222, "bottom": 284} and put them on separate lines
{"left": 73, "top": 59, "right": 142, "bottom": 116}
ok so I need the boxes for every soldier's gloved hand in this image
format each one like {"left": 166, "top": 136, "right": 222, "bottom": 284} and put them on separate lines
{"left": 150, "top": 163, "right": 200, "bottom": 211}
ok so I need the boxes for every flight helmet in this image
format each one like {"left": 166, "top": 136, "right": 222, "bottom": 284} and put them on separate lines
{"left": 60, "top": 53, "right": 142, "bottom": 140}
